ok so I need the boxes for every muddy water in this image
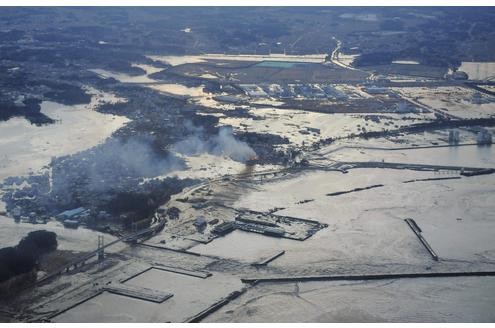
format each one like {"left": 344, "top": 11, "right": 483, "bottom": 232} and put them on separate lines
{"left": 147, "top": 83, "right": 234, "bottom": 110}
{"left": 89, "top": 68, "right": 157, "bottom": 84}
{"left": 148, "top": 84, "right": 207, "bottom": 97}
{"left": 202, "top": 168, "right": 495, "bottom": 267}
{"left": 190, "top": 229, "right": 299, "bottom": 263}
{"left": 52, "top": 269, "right": 243, "bottom": 322}
{"left": 206, "top": 276, "right": 495, "bottom": 322}
{"left": 333, "top": 144, "right": 495, "bottom": 168}
{"left": 0, "top": 217, "right": 117, "bottom": 252}
{"left": 392, "top": 60, "right": 420, "bottom": 65}
{"left": 0, "top": 91, "right": 129, "bottom": 226}
{"left": 0, "top": 99, "right": 129, "bottom": 181}
{"left": 149, "top": 53, "right": 326, "bottom": 67}
{"left": 459, "top": 62, "right": 495, "bottom": 80}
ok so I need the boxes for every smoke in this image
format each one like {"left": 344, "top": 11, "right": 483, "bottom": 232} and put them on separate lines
{"left": 99, "top": 138, "right": 181, "bottom": 177}
{"left": 85, "top": 138, "right": 184, "bottom": 191}
{"left": 173, "top": 124, "right": 256, "bottom": 162}
{"left": 47, "top": 136, "right": 185, "bottom": 200}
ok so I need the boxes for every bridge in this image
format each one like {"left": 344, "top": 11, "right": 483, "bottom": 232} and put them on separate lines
{"left": 36, "top": 217, "right": 165, "bottom": 286}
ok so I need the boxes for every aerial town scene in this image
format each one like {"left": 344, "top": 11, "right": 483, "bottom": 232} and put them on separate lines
{"left": 0, "top": 6, "right": 494, "bottom": 323}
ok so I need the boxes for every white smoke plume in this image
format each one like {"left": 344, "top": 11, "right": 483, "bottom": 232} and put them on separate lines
{"left": 84, "top": 138, "right": 184, "bottom": 191}
{"left": 173, "top": 124, "right": 256, "bottom": 162}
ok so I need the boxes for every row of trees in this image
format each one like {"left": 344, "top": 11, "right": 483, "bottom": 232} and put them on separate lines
{"left": 0, "top": 230, "right": 58, "bottom": 284}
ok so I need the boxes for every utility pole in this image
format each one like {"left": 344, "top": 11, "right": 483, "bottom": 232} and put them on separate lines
{"left": 97, "top": 235, "right": 104, "bottom": 261}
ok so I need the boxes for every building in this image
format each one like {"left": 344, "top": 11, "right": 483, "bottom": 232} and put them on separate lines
{"left": 364, "top": 86, "right": 388, "bottom": 94}
{"left": 239, "top": 84, "right": 268, "bottom": 98}
{"left": 477, "top": 129, "right": 493, "bottom": 145}
{"left": 472, "top": 92, "right": 482, "bottom": 105}
{"left": 63, "top": 219, "right": 80, "bottom": 229}
{"left": 446, "top": 70, "right": 469, "bottom": 80}
{"left": 393, "top": 102, "right": 415, "bottom": 113}
{"left": 56, "top": 207, "right": 89, "bottom": 221}
{"left": 449, "top": 130, "right": 460, "bottom": 145}
{"left": 193, "top": 216, "right": 207, "bottom": 229}
{"left": 212, "top": 221, "right": 236, "bottom": 235}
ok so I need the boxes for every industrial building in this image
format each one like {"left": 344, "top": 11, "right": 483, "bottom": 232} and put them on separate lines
{"left": 56, "top": 207, "right": 90, "bottom": 221}
{"left": 239, "top": 83, "right": 348, "bottom": 100}
{"left": 449, "top": 130, "right": 460, "bottom": 145}
{"left": 477, "top": 128, "right": 493, "bottom": 145}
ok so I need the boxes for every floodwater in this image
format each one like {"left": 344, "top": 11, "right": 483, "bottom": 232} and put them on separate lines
{"left": 190, "top": 230, "right": 299, "bottom": 263}
{"left": 0, "top": 96, "right": 129, "bottom": 181}
{"left": 0, "top": 91, "right": 129, "bottom": 225}
{"left": 339, "top": 13, "right": 378, "bottom": 22}
{"left": 149, "top": 53, "right": 326, "bottom": 67}
{"left": 53, "top": 268, "right": 243, "bottom": 322}
{"left": 89, "top": 68, "right": 157, "bottom": 84}
{"left": 459, "top": 62, "right": 495, "bottom": 81}
{"left": 131, "top": 63, "right": 165, "bottom": 75}
{"left": 215, "top": 168, "right": 495, "bottom": 267}
{"left": 255, "top": 61, "right": 298, "bottom": 68}
{"left": 192, "top": 169, "right": 442, "bottom": 267}
{"left": 206, "top": 276, "right": 495, "bottom": 322}
{"left": 147, "top": 55, "right": 206, "bottom": 67}
{"left": 332, "top": 144, "right": 495, "bottom": 168}
{"left": 392, "top": 60, "right": 420, "bottom": 65}
{"left": 148, "top": 84, "right": 207, "bottom": 97}
{"left": 0, "top": 217, "right": 117, "bottom": 252}
{"left": 147, "top": 83, "right": 233, "bottom": 110}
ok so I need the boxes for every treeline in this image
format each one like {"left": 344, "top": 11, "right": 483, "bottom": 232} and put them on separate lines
{"left": 0, "top": 98, "right": 54, "bottom": 125}
{"left": 0, "top": 230, "right": 58, "bottom": 284}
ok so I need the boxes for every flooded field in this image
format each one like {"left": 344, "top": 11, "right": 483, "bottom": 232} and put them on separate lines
{"left": 52, "top": 291, "right": 158, "bottom": 322}
{"left": 89, "top": 68, "right": 158, "bottom": 84}
{"left": 331, "top": 144, "right": 495, "bottom": 168}
{"left": 190, "top": 230, "right": 299, "bottom": 263}
{"left": 149, "top": 53, "right": 326, "bottom": 67}
{"left": 392, "top": 86, "right": 495, "bottom": 119}
{"left": 0, "top": 96, "right": 129, "bottom": 180}
{"left": 52, "top": 268, "right": 243, "bottom": 322}
{"left": 392, "top": 60, "right": 420, "bottom": 65}
{"left": 206, "top": 276, "right": 495, "bottom": 322}
{"left": 219, "top": 167, "right": 495, "bottom": 267}
{"left": 459, "top": 62, "right": 495, "bottom": 81}
{"left": 0, "top": 217, "right": 118, "bottom": 252}
{"left": 1, "top": 7, "right": 495, "bottom": 324}
{"left": 148, "top": 84, "right": 208, "bottom": 98}
{"left": 221, "top": 108, "right": 426, "bottom": 147}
